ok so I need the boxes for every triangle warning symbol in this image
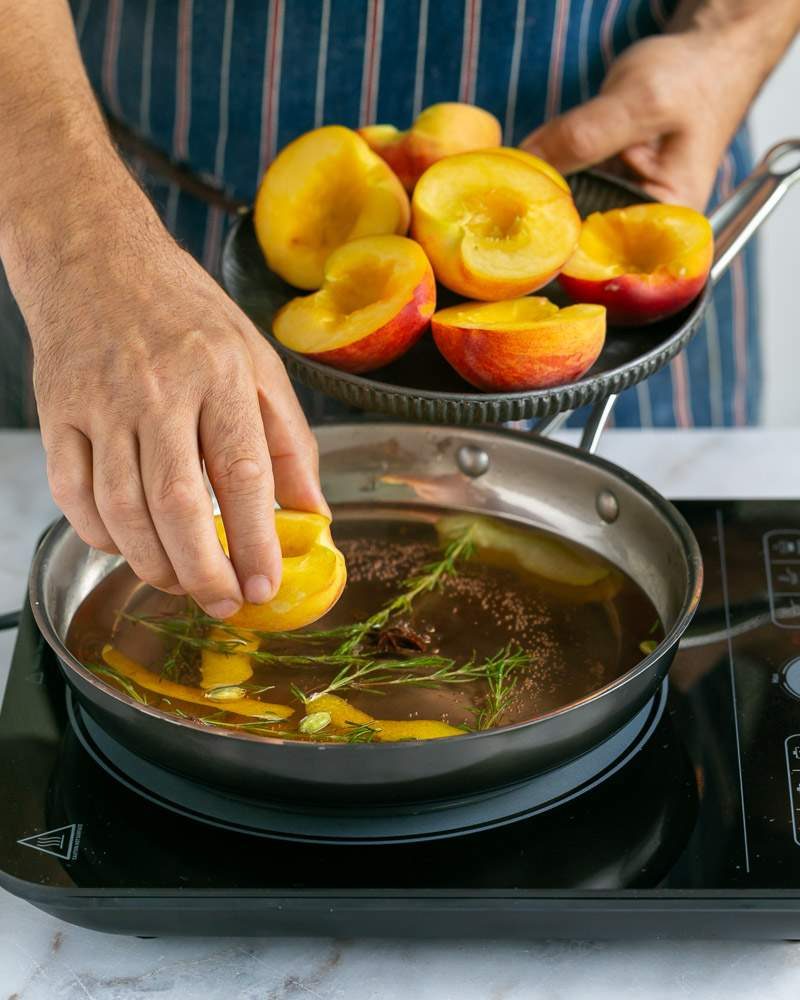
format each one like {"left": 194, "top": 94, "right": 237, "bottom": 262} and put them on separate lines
{"left": 17, "top": 824, "right": 79, "bottom": 860}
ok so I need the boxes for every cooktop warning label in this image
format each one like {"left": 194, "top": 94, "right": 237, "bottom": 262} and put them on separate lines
{"left": 786, "top": 736, "right": 800, "bottom": 847}
{"left": 17, "top": 823, "right": 82, "bottom": 861}
{"left": 763, "top": 531, "right": 800, "bottom": 628}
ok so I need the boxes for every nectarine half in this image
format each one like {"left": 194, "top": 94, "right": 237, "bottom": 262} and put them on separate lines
{"left": 273, "top": 235, "right": 435, "bottom": 373}
{"left": 558, "top": 203, "right": 714, "bottom": 325}
{"left": 254, "top": 125, "right": 410, "bottom": 290}
{"left": 412, "top": 151, "right": 581, "bottom": 300}
{"left": 358, "top": 102, "right": 502, "bottom": 192}
{"left": 431, "top": 296, "right": 606, "bottom": 392}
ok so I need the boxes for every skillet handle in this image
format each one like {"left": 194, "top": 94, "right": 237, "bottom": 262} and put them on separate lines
{"left": 709, "top": 138, "right": 800, "bottom": 284}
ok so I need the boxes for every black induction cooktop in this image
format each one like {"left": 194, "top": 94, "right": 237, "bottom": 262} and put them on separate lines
{"left": 3, "top": 501, "right": 800, "bottom": 939}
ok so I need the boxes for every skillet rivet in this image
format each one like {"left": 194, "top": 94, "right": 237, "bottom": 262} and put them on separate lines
{"left": 596, "top": 490, "right": 619, "bottom": 523}
{"left": 456, "top": 445, "right": 490, "bottom": 478}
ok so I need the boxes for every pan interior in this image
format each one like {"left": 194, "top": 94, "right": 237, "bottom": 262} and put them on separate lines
{"left": 65, "top": 503, "right": 662, "bottom": 741}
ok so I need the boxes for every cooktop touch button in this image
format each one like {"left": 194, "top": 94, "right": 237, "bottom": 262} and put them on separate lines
{"left": 786, "top": 735, "right": 800, "bottom": 846}
{"left": 763, "top": 531, "right": 800, "bottom": 628}
{"left": 782, "top": 659, "right": 800, "bottom": 700}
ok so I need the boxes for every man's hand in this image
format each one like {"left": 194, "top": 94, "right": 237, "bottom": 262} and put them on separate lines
{"left": 0, "top": 1, "right": 327, "bottom": 619}
{"left": 522, "top": 1, "right": 800, "bottom": 210}
{"left": 26, "top": 215, "right": 327, "bottom": 619}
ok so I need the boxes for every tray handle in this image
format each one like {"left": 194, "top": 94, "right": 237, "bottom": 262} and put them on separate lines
{"left": 710, "top": 138, "right": 800, "bottom": 285}
{"left": 536, "top": 139, "right": 800, "bottom": 452}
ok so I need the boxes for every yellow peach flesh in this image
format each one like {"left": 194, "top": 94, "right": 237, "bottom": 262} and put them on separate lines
{"left": 431, "top": 296, "right": 599, "bottom": 330}
{"left": 486, "top": 147, "right": 570, "bottom": 192}
{"left": 306, "top": 693, "right": 464, "bottom": 741}
{"left": 412, "top": 152, "right": 580, "bottom": 300}
{"left": 214, "top": 511, "right": 347, "bottom": 632}
{"left": 254, "top": 125, "right": 410, "bottom": 289}
{"left": 564, "top": 204, "right": 713, "bottom": 281}
{"left": 101, "top": 645, "right": 294, "bottom": 719}
{"left": 273, "top": 235, "right": 433, "bottom": 354}
{"left": 200, "top": 627, "right": 258, "bottom": 689}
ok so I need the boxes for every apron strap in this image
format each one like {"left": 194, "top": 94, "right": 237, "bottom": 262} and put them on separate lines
{"left": 107, "top": 117, "right": 248, "bottom": 216}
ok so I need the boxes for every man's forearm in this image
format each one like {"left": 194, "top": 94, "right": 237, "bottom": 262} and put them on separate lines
{"left": 670, "top": 0, "right": 800, "bottom": 82}
{"left": 0, "top": 2, "right": 159, "bottom": 319}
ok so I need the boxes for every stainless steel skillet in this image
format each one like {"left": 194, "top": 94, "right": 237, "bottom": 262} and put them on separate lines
{"left": 31, "top": 422, "right": 700, "bottom": 805}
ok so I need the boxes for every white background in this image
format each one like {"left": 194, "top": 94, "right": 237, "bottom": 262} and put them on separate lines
{"left": 750, "top": 35, "right": 800, "bottom": 425}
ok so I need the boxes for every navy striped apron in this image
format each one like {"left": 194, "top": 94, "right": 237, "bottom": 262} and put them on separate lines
{"left": 3, "top": 0, "right": 761, "bottom": 428}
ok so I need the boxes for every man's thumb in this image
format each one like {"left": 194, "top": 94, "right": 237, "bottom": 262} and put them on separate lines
{"left": 521, "top": 95, "right": 641, "bottom": 175}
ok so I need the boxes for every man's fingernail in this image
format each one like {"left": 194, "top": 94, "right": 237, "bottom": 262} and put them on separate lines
{"left": 207, "top": 598, "right": 241, "bottom": 620}
{"left": 244, "top": 575, "right": 274, "bottom": 604}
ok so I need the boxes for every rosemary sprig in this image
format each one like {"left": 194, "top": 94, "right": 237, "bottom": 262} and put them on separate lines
{"left": 114, "top": 523, "right": 534, "bottom": 721}
{"left": 471, "top": 644, "right": 528, "bottom": 730}
{"left": 343, "top": 723, "right": 378, "bottom": 743}
{"left": 130, "top": 612, "right": 356, "bottom": 645}
{"left": 160, "top": 601, "right": 202, "bottom": 681}
{"left": 304, "top": 643, "right": 529, "bottom": 702}
{"left": 85, "top": 662, "right": 148, "bottom": 705}
{"left": 118, "top": 612, "right": 530, "bottom": 704}
{"left": 125, "top": 523, "right": 476, "bottom": 665}
{"left": 125, "top": 612, "right": 457, "bottom": 676}
{"left": 335, "top": 525, "right": 476, "bottom": 655}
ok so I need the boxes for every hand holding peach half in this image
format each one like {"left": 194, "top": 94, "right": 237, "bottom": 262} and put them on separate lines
{"left": 358, "top": 102, "right": 502, "bottom": 191}
{"left": 431, "top": 297, "right": 606, "bottom": 392}
{"left": 558, "top": 204, "right": 714, "bottom": 325}
{"left": 273, "top": 235, "right": 436, "bottom": 374}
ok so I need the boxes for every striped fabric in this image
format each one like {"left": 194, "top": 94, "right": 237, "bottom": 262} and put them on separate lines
{"left": 52, "top": 1, "right": 762, "bottom": 429}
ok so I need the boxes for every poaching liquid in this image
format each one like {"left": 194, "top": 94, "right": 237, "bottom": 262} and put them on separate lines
{"left": 67, "top": 506, "right": 662, "bottom": 741}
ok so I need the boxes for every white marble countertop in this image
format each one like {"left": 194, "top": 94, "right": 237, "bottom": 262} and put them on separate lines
{"left": 2, "top": 427, "right": 800, "bottom": 999}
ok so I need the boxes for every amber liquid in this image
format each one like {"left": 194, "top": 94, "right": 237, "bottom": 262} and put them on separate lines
{"left": 67, "top": 505, "right": 662, "bottom": 739}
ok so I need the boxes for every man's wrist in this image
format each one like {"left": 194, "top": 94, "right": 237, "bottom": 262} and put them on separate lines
{"left": 672, "top": 0, "right": 799, "bottom": 77}
{"left": 0, "top": 136, "right": 164, "bottom": 310}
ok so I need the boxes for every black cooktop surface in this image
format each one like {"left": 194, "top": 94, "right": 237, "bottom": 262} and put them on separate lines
{"left": 3, "top": 501, "right": 800, "bottom": 938}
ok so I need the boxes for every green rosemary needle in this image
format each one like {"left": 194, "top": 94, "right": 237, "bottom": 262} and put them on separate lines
{"left": 85, "top": 662, "right": 148, "bottom": 705}
{"left": 471, "top": 643, "right": 529, "bottom": 730}
{"left": 335, "top": 524, "right": 475, "bottom": 655}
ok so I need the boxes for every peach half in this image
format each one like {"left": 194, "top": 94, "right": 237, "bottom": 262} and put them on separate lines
{"left": 254, "top": 125, "right": 410, "bottom": 290}
{"left": 358, "top": 102, "right": 502, "bottom": 191}
{"left": 558, "top": 203, "right": 714, "bottom": 325}
{"left": 431, "top": 296, "right": 605, "bottom": 392}
{"left": 412, "top": 151, "right": 581, "bottom": 300}
{"left": 214, "top": 510, "right": 347, "bottom": 633}
{"left": 273, "top": 235, "right": 435, "bottom": 373}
